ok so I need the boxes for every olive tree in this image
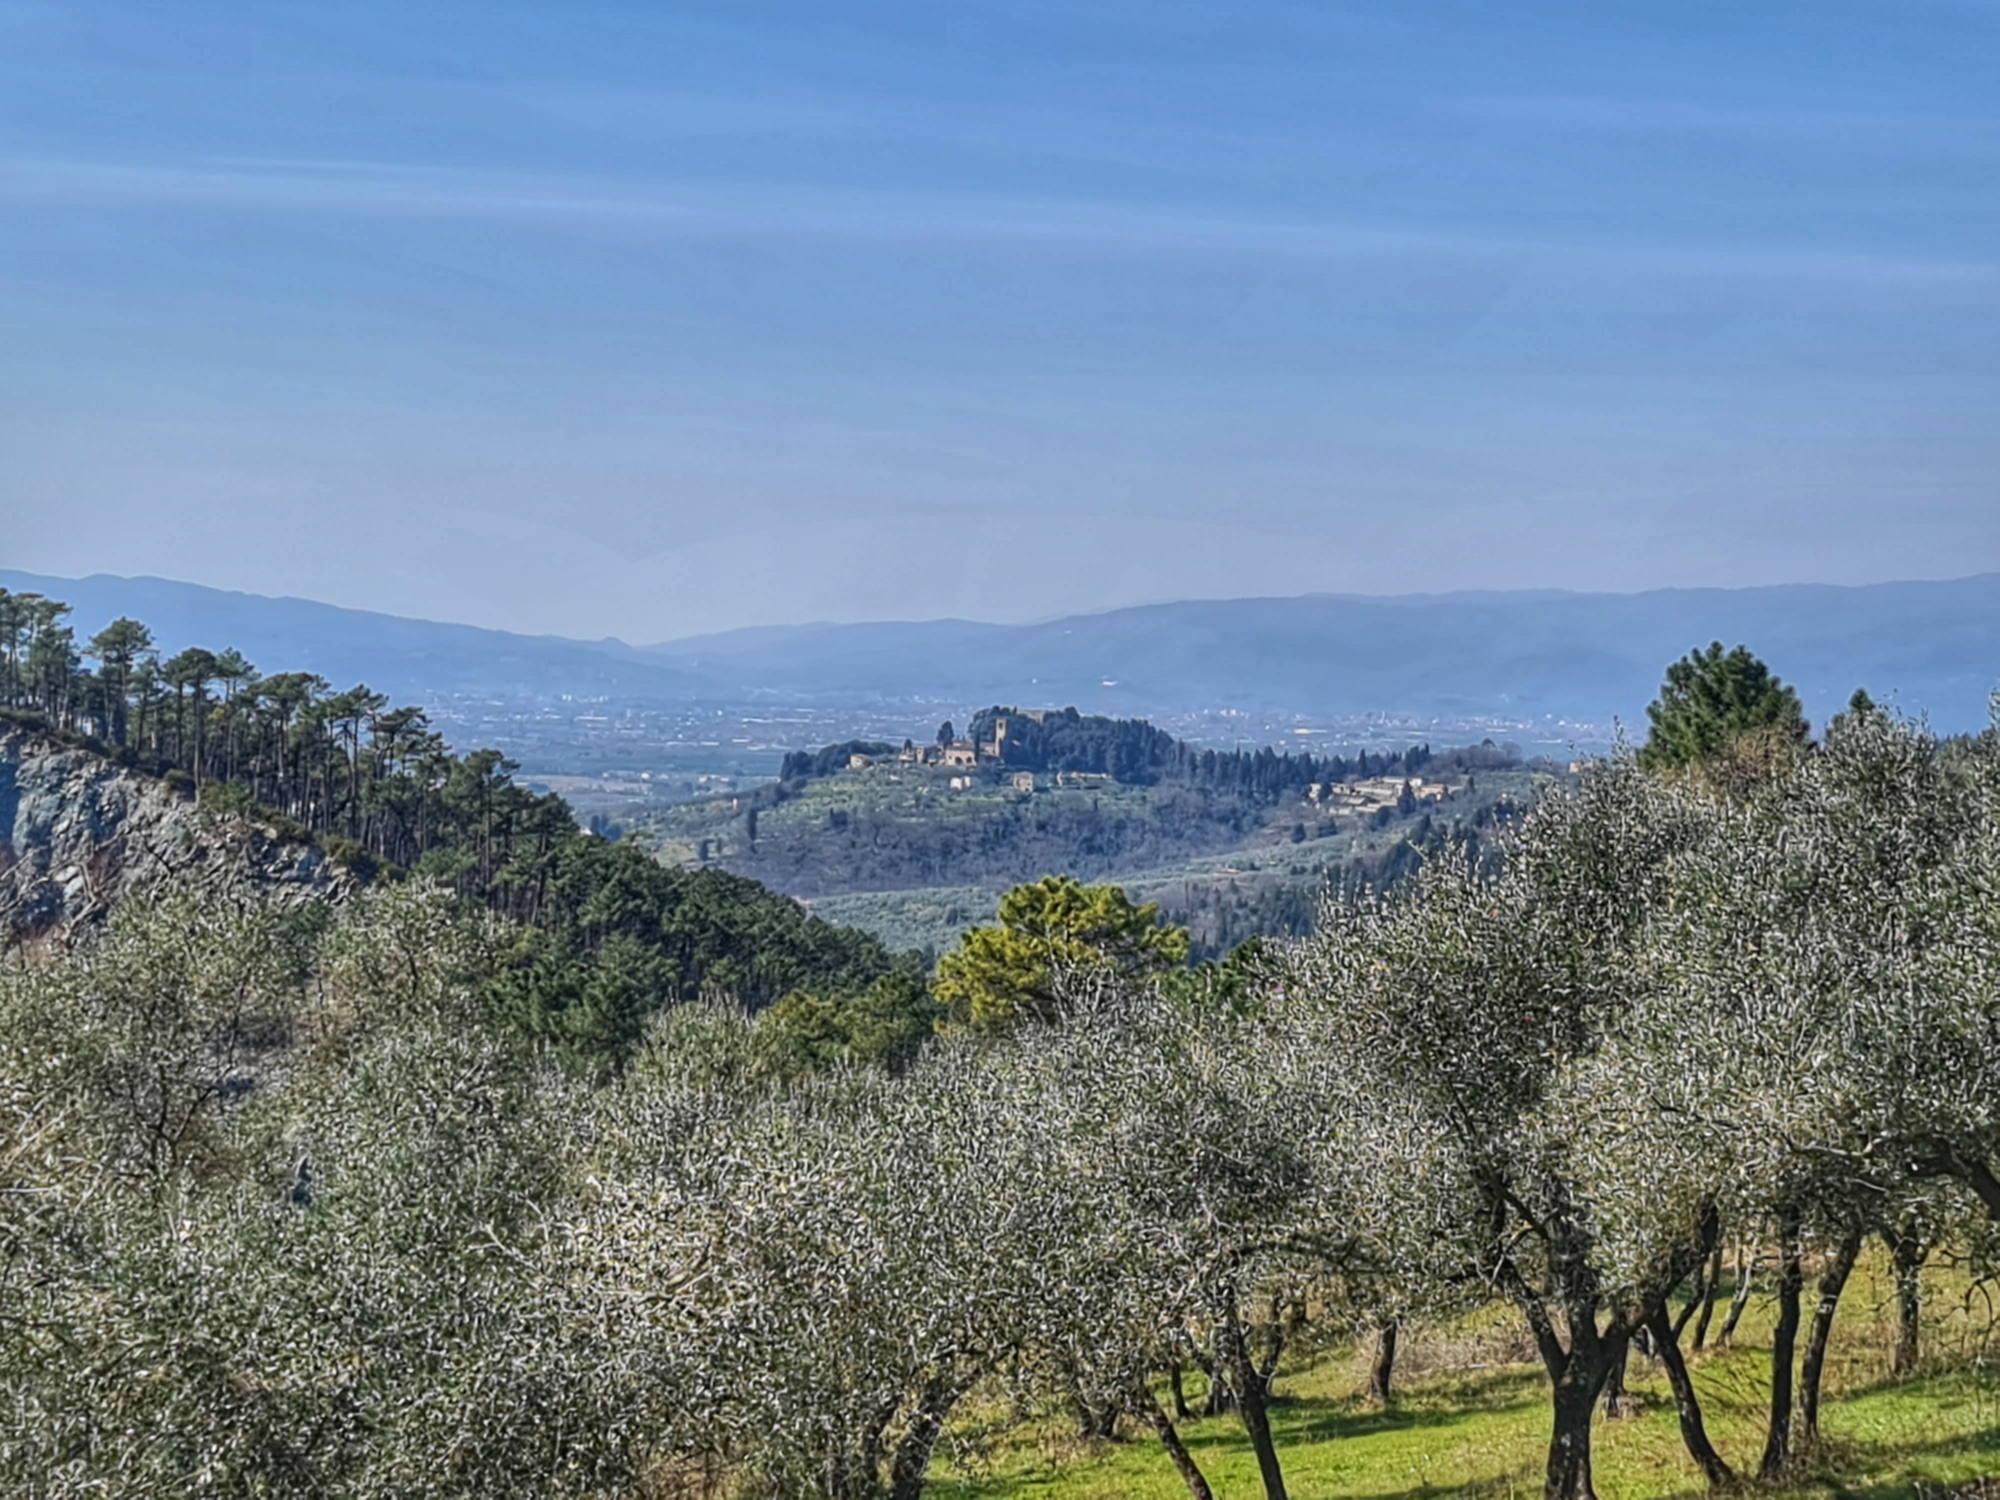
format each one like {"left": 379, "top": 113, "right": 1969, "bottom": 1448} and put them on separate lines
{"left": 990, "top": 978, "right": 1381, "bottom": 1500}
{"left": 570, "top": 1003, "right": 1080, "bottom": 1500}
{"left": 0, "top": 882, "right": 632, "bottom": 1498}
{"left": 0, "top": 888, "right": 312, "bottom": 1491}
{"left": 1612, "top": 704, "right": 1998, "bottom": 1476}
{"left": 1277, "top": 759, "right": 1726, "bottom": 1500}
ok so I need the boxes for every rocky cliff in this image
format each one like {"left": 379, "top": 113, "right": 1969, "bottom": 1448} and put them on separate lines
{"left": 0, "top": 725, "right": 351, "bottom": 949}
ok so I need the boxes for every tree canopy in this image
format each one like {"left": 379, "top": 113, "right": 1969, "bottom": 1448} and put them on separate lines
{"left": 1637, "top": 641, "right": 1809, "bottom": 772}
{"left": 8, "top": 605, "right": 2000, "bottom": 1500}
{"left": 933, "top": 875, "right": 1190, "bottom": 1031}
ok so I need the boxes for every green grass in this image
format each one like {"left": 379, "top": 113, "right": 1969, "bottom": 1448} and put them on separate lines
{"left": 931, "top": 1255, "right": 2000, "bottom": 1499}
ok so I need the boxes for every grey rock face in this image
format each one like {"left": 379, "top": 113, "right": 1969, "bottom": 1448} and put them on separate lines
{"left": 0, "top": 727, "right": 351, "bottom": 949}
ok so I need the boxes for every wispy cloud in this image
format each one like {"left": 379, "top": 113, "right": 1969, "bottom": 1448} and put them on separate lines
{"left": 2, "top": 153, "right": 1995, "bottom": 288}
{"left": 0, "top": 152, "right": 1446, "bottom": 253}
{"left": 1453, "top": 92, "right": 2000, "bottom": 149}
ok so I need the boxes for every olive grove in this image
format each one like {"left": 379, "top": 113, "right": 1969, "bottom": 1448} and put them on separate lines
{"left": 3, "top": 704, "right": 1998, "bottom": 1500}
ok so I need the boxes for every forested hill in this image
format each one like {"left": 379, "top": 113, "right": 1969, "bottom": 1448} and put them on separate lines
{"left": 0, "top": 583, "right": 912, "bottom": 1068}
{"left": 664, "top": 713, "right": 1533, "bottom": 928}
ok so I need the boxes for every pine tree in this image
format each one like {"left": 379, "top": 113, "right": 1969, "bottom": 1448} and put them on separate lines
{"left": 1638, "top": 642, "right": 1808, "bottom": 772}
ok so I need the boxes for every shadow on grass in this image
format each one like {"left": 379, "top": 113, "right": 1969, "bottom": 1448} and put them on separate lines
{"left": 1267, "top": 1365, "right": 1545, "bottom": 1448}
{"left": 1825, "top": 1421, "right": 2000, "bottom": 1492}
{"left": 956, "top": 1421, "right": 1998, "bottom": 1500}
{"left": 1298, "top": 1412, "right": 2000, "bottom": 1500}
{"left": 1834, "top": 1359, "right": 2000, "bottom": 1411}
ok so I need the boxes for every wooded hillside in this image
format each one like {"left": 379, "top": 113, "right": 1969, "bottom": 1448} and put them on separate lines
{"left": 0, "top": 584, "right": 913, "bottom": 1069}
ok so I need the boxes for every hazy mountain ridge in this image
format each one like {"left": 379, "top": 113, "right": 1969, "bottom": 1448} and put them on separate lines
{"left": 0, "top": 571, "right": 704, "bottom": 703}
{"left": 641, "top": 577, "right": 2000, "bottom": 729}
{"left": 8, "top": 569, "right": 1996, "bottom": 733}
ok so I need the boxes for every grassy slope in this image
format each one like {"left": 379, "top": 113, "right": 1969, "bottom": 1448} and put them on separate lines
{"left": 933, "top": 1253, "right": 1999, "bottom": 1499}
{"left": 655, "top": 764, "right": 1553, "bottom": 956}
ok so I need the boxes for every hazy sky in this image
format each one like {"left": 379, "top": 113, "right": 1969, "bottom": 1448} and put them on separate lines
{"left": 3, "top": 1, "right": 1997, "bottom": 641}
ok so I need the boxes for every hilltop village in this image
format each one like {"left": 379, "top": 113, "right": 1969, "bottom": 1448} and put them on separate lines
{"left": 855, "top": 712, "right": 1113, "bottom": 793}
{"left": 837, "top": 708, "right": 1463, "bottom": 809}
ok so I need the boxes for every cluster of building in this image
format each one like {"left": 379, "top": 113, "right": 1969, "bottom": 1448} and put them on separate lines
{"left": 879, "top": 710, "right": 1053, "bottom": 770}
{"left": 1306, "top": 776, "right": 1452, "bottom": 813}
{"left": 840, "top": 711, "right": 1114, "bottom": 796}
{"left": 873, "top": 739, "right": 977, "bottom": 769}
{"left": 851, "top": 740, "right": 980, "bottom": 771}
{"left": 942, "top": 770, "right": 1039, "bottom": 792}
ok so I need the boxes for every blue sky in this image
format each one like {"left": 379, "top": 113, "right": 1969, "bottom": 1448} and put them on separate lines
{"left": 3, "top": 0, "right": 1996, "bottom": 640}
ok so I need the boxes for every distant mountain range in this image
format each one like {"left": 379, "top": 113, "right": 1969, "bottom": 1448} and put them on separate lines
{"left": 7, "top": 569, "right": 1998, "bottom": 734}
{"left": 0, "top": 570, "right": 704, "bottom": 702}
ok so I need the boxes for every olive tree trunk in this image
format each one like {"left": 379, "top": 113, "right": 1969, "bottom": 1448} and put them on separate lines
{"left": 1799, "top": 1227, "right": 1862, "bottom": 1445}
{"left": 886, "top": 1381, "right": 964, "bottom": 1500}
{"left": 1759, "top": 1217, "right": 1805, "bottom": 1479}
{"left": 1718, "top": 1242, "right": 1756, "bottom": 1345}
{"left": 1600, "top": 1340, "right": 1630, "bottom": 1418}
{"left": 1689, "top": 1240, "right": 1725, "bottom": 1352}
{"left": 1367, "top": 1322, "right": 1399, "bottom": 1405}
{"left": 1887, "top": 1224, "right": 1927, "bottom": 1376}
{"left": 1219, "top": 1308, "right": 1289, "bottom": 1500}
{"left": 1544, "top": 1343, "right": 1623, "bottom": 1500}
{"left": 1646, "top": 1303, "right": 1733, "bottom": 1489}
{"left": 1135, "top": 1386, "right": 1216, "bottom": 1500}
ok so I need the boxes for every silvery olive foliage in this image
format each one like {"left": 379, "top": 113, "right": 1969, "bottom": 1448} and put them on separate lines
{"left": 982, "top": 981, "right": 1361, "bottom": 1413}
{"left": 560, "top": 985, "right": 1336, "bottom": 1499}
{"left": 1623, "top": 703, "right": 2000, "bottom": 1237}
{"left": 6, "top": 706, "right": 2000, "bottom": 1500}
{"left": 604, "top": 1055, "right": 1015, "bottom": 1499}
{"left": 1272, "top": 711, "right": 2000, "bottom": 1496}
{"left": 1280, "top": 755, "right": 1726, "bottom": 1291}
{"left": 0, "top": 883, "right": 636, "bottom": 1498}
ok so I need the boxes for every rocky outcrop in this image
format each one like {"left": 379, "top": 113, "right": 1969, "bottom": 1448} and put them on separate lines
{"left": 0, "top": 726, "right": 352, "bottom": 949}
